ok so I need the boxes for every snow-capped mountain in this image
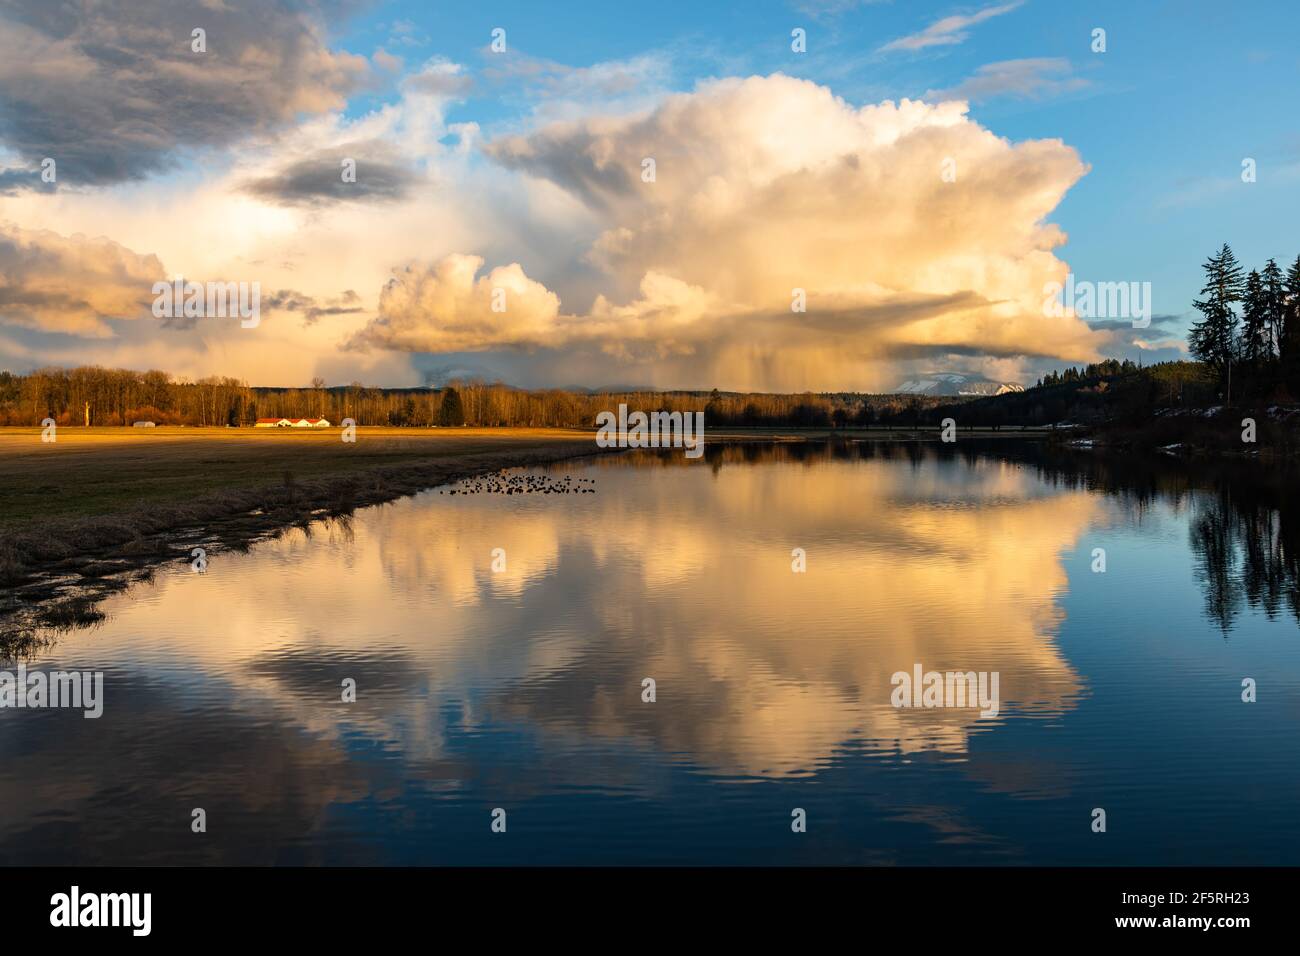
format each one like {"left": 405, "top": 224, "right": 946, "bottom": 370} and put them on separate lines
{"left": 893, "top": 373, "right": 1025, "bottom": 397}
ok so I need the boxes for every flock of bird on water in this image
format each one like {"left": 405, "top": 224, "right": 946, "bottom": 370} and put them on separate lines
{"left": 439, "top": 472, "right": 597, "bottom": 496}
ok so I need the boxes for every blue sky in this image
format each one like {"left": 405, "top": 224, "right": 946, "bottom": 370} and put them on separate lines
{"left": 1, "top": 0, "right": 1297, "bottom": 389}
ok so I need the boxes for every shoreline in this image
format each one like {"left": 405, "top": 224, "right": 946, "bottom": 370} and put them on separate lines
{"left": 0, "top": 435, "right": 617, "bottom": 653}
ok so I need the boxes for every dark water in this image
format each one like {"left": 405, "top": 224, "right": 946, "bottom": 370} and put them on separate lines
{"left": 1, "top": 442, "right": 1298, "bottom": 865}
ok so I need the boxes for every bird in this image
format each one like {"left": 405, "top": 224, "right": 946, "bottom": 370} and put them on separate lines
{"left": 439, "top": 472, "right": 596, "bottom": 496}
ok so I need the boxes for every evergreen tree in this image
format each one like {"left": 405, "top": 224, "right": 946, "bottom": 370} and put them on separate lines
{"left": 1189, "top": 243, "right": 1245, "bottom": 374}
{"left": 438, "top": 386, "right": 465, "bottom": 426}
{"left": 1283, "top": 255, "right": 1300, "bottom": 388}
{"left": 1241, "top": 269, "right": 1270, "bottom": 364}
{"left": 1261, "top": 258, "right": 1286, "bottom": 358}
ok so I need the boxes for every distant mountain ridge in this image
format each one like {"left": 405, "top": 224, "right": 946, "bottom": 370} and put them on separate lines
{"left": 894, "top": 373, "right": 1025, "bottom": 397}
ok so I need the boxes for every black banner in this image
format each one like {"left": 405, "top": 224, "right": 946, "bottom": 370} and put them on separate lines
{"left": 0, "top": 866, "right": 1281, "bottom": 941}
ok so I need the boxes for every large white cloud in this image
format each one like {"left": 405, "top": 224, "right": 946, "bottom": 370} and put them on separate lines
{"left": 371, "top": 73, "right": 1103, "bottom": 390}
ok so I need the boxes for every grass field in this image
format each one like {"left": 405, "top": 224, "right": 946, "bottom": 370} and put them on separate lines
{"left": 0, "top": 426, "right": 599, "bottom": 527}
{"left": 0, "top": 426, "right": 612, "bottom": 600}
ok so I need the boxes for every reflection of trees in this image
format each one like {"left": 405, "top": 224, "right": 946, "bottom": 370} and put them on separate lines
{"left": 1189, "top": 487, "right": 1300, "bottom": 632}
{"left": 1191, "top": 503, "right": 1241, "bottom": 632}
{"left": 976, "top": 443, "right": 1298, "bottom": 633}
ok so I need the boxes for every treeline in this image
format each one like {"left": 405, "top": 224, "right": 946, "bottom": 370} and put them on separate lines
{"left": 1032, "top": 242, "right": 1300, "bottom": 405}
{"left": 0, "top": 367, "right": 961, "bottom": 429}
{"left": 1186, "top": 244, "right": 1300, "bottom": 401}
{"left": 970, "top": 243, "right": 1300, "bottom": 430}
{"left": 1023, "top": 245, "right": 1300, "bottom": 403}
{"left": 925, "top": 360, "right": 1232, "bottom": 428}
{"left": 1034, "top": 358, "right": 1142, "bottom": 388}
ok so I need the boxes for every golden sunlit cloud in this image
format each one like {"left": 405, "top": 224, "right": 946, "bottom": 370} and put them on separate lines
{"left": 2, "top": 69, "right": 1105, "bottom": 390}
{"left": 0, "top": 222, "right": 164, "bottom": 337}
{"left": 360, "top": 73, "right": 1102, "bottom": 389}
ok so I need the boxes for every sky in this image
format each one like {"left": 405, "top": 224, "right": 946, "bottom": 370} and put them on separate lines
{"left": 1, "top": 0, "right": 1297, "bottom": 392}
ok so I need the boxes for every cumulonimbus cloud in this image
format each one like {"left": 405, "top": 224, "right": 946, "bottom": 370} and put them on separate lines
{"left": 357, "top": 73, "right": 1102, "bottom": 390}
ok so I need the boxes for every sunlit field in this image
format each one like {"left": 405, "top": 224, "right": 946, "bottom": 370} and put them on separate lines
{"left": 0, "top": 426, "right": 596, "bottom": 527}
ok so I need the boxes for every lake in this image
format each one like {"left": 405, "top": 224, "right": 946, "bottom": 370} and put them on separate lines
{"left": 1, "top": 441, "right": 1298, "bottom": 865}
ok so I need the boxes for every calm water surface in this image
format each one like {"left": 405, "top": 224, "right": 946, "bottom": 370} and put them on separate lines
{"left": 2, "top": 442, "right": 1298, "bottom": 864}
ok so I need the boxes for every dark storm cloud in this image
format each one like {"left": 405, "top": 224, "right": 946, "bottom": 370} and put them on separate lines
{"left": 264, "top": 288, "right": 363, "bottom": 324}
{"left": 0, "top": 166, "right": 56, "bottom": 195}
{"left": 880, "top": 343, "right": 999, "bottom": 360}
{"left": 485, "top": 125, "right": 640, "bottom": 211}
{"left": 240, "top": 143, "right": 418, "bottom": 205}
{"left": 0, "top": 0, "right": 371, "bottom": 187}
{"left": 1086, "top": 313, "right": 1182, "bottom": 332}
{"left": 158, "top": 287, "right": 363, "bottom": 332}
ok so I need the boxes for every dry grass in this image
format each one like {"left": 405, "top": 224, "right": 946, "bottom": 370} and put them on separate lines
{"left": 0, "top": 426, "right": 596, "bottom": 525}
{"left": 33, "top": 596, "right": 107, "bottom": 631}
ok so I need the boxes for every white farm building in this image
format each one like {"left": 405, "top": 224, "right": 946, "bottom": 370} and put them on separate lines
{"left": 254, "top": 418, "right": 331, "bottom": 428}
